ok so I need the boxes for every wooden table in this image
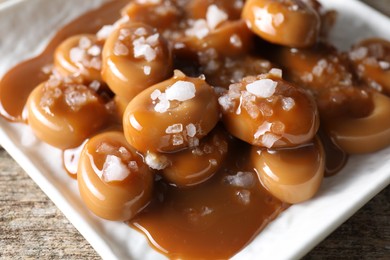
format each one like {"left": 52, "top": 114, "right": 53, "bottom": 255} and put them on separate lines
{"left": 0, "top": 0, "right": 389, "bottom": 259}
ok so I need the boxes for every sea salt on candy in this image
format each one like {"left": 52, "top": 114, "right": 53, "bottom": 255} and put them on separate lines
{"left": 206, "top": 5, "right": 228, "bottom": 30}
{"left": 230, "top": 34, "right": 242, "bottom": 48}
{"left": 144, "top": 65, "right": 151, "bottom": 75}
{"left": 246, "top": 79, "right": 277, "bottom": 98}
{"left": 165, "top": 81, "right": 196, "bottom": 101}
{"left": 69, "top": 47, "right": 86, "bottom": 63}
{"left": 282, "top": 97, "right": 295, "bottom": 111}
{"left": 166, "top": 123, "right": 183, "bottom": 134}
{"left": 378, "top": 61, "right": 390, "bottom": 70}
{"left": 150, "top": 89, "right": 162, "bottom": 101}
{"left": 96, "top": 142, "right": 116, "bottom": 154}
{"left": 312, "top": 59, "right": 328, "bottom": 77}
{"left": 89, "top": 80, "right": 101, "bottom": 92}
{"left": 269, "top": 68, "right": 282, "bottom": 78}
{"left": 134, "top": 27, "right": 147, "bottom": 36}
{"left": 145, "top": 152, "right": 170, "bottom": 170}
{"left": 118, "top": 146, "right": 132, "bottom": 161}
{"left": 172, "top": 134, "right": 184, "bottom": 146}
{"left": 209, "top": 159, "right": 217, "bottom": 166}
{"left": 96, "top": 25, "right": 114, "bottom": 40}
{"left": 186, "top": 123, "right": 197, "bottom": 137}
{"left": 236, "top": 190, "right": 251, "bottom": 205}
{"left": 64, "top": 86, "right": 97, "bottom": 112}
{"left": 137, "top": 0, "right": 161, "bottom": 4}
{"left": 146, "top": 33, "right": 160, "bottom": 46}
{"left": 154, "top": 93, "right": 170, "bottom": 113}
{"left": 102, "top": 155, "right": 130, "bottom": 182}
{"left": 133, "top": 40, "right": 157, "bottom": 62}
{"left": 224, "top": 171, "right": 255, "bottom": 189}
{"left": 79, "top": 36, "right": 92, "bottom": 50}
{"left": 128, "top": 161, "right": 139, "bottom": 172}
{"left": 218, "top": 95, "right": 234, "bottom": 112}
{"left": 87, "top": 45, "right": 101, "bottom": 56}
{"left": 185, "top": 19, "right": 210, "bottom": 39}
{"left": 261, "top": 133, "right": 280, "bottom": 148}
{"left": 254, "top": 121, "right": 272, "bottom": 140}
{"left": 349, "top": 47, "right": 368, "bottom": 60}
{"left": 114, "top": 42, "right": 129, "bottom": 56}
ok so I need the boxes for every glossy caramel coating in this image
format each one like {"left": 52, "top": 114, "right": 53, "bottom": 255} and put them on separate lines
{"left": 162, "top": 127, "right": 229, "bottom": 187}
{"left": 323, "top": 91, "right": 390, "bottom": 154}
{"left": 179, "top": 20, "right": 253, "bottom": 59}
{"left": 186, "top": 0, "right": 243, "bottom": 20}
{"left": 26, "top": 77, "right": 109, "bottom": 149}
{"left": 349, "top": 38, "right": 390, "bottom": 95}
{"left": 54, "top": 34, "right": 104, "bottom": 82}
{"left": 219, "top": 71, "right": 319, "bottom": 148}
{"left": 102, "top": 22, "right": 173, "bottom": 101}
{"left": 242, "top": 0, "right": 320, "bottom": 48}
{"left": 252, "top": 136, "right": 325, "bottom": 204}
{"left": 272, "top": 44, "right": 354, "bottom": 93}
{"left": 77, "top": 131, "right": 154, "bottom": 221}
{"left": 123, "top": 70, "right": 219, "bottom": 153}
{"left": 121, "top": 1, "right": 182, "bottom": 33}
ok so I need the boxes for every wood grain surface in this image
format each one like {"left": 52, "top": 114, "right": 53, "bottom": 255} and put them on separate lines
{"left": 0, "top": 0, "right": 389, "bottom": 259}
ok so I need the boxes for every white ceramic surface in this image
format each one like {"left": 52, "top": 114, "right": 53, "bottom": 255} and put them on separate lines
{"left": 0, "top": 1, "right": 389, "bottom": 259}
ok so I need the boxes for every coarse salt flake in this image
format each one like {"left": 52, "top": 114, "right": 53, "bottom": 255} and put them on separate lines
{"left": 145, "top": 152, "right": 169, "bottom": 170}
{"left": 282, "top": 97, "right": 295, "bottom": 111}
{"left": 166, "top": 123, "right": 183, "bottom": 134}
{"left": 246, "top": 79, "right": 277, "bottom": 98}
{"left": 186, "top": 123, "right": 197, "bottom": 137}
{"left": 102, "top": 155, "right": 130, "bottom": 182}
{"left": 165, "top": 81, "right": 196, "bottom": 101}
{"left": 206, "top": 5, "right": 228, "bottom": 30}
{"left": 150, "top": 89, "right": 162, "bottom": 100}
{"left": 144, "top": 65, "right": 151, "bottom": 75}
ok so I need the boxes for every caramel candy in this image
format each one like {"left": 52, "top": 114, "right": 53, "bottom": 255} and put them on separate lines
{"left": 102, "top": 22, "right": 173, "bottom": 101}
{"left": 54, "top": 34, "right": 104, "bottom": 82}
{"left": 123, "top": 70, "right": 219, "bottom": 153}
{"left": 186, "top": 0, "right": 243, "bottom": 20}
{"left": 218, "top": 70, "right": 319, "bottom": 148}
{"left": 162, "top": 126, "right": 229, "bottom": 187}
{"left": 26, "top": 77, "right": 109, "bottom": 149}
{"left": 252, "top": 136, "right": 325, "bottom": 204}
{"left": 242, "top": 0, "right": 320, "bottom": 48}
{"left": 77, "top": 131, "right": 154, "bottom": 221}
{"left": 349, "top": 38, "right": 390, "bottom": 95}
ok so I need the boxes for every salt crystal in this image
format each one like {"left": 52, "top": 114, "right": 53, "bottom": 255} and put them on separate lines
{"left": 133, "top": 38, "right": 157, "bottom": 61}
{"left": 114, "top": 42, "right": 129, "bottom": 56}
{"left": 165, "top": 81, "right": 196, "bottom": 101}
{"left": 146, "top": 33, "right": 160, "bottom": 46}
{"left": 378, "top": 61, "right": 390, "bottom": 70}
{"left": 246, "top": 79, "right": 277, "bottom": 98}
{"left": 96, "top": 25, "right": 114, "bottom": 40}
{"left": 349, "top": 47, "right": 368, "bottom": 60}
{"left": 150, "top": 89, "right": 162, "bottom": 100}
{"left": 69, "top": 47, "right": 85, "bottom": 63}
{"left": 188, "top": 137, "right": 200, "bottom": 147}
{"left": 79, "top": 36, "right": 92, "bottom": 50}
{"left": 145, "top": 152, "right": 170, "bottom": 170}
{"left": 271, "top": 121, "right": 285, "bottom": 135}
{"left": 41, "top": 64, "right": 53, "bottom": 75}
{"left": 134, "top": 27, "right": 147, "bottom": 36}
{"left": 262, "top": 133, "right": 280, "bottom": 148}
{"left": 230, "top": 34, "right": 242, "bottom": 48}
{"left": 87, "top": 45, "right": 101, "bottom": 56}
{"left": 209, "top": 159, "right": 217, "bottom": 166}
{"left": 254, "top": 121, "right": 272, "bottom": 139}
{"left": 154, "top": 93, "right": 170, "bottom": 113}
{"left": 186, "top": 123, "right": 197, "bottom": 137}
{"left": 166, "top": 123, "right": 183, "bottom": 134}
{"left": 269, "top": 68, "right": 282, "bottom": 78}
{"left": 144, "top": 65, "right": 151, "bottom": 75}
{"left": 128, "top": 161, "right": 139, "bottom": 172}
{"left": 185, "top": 19, "right": 210, "bottom": 39}
{"left": 282, "top": 97, "right": 295, "bottom": 111}
{"left": 102, "top": 155, "right": 130, "bottom": 182}
{"left": 172, "top": 134, "right": 184, "bottom": 146}
{"left": 224, "top": 171, "right": 255, "bottom": 188}
{"left": 96, "top": 142, "right": 116, "bottom": 154}
{"left": 206, "top": 5, "right": 228, "bottom": 30}
{"left": 118, "top": 146, "right": 132, "bottom": 161}
{"left": 312, "top": 59, "right": 328, "bottom": 77}
{"left": 236, "top": 190, "right": 251, "bottom": 205}
{"left": 218, "top": 95, "right": 234, "bottom": 111}
{"left": 89, "top": 80, "right": 101, "bottom": 91}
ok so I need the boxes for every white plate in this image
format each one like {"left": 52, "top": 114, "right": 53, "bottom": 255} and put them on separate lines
{"left": 0, "top": 0, "right": 389, "bottom": 259}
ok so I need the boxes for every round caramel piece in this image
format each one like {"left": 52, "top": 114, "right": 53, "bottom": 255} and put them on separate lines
{"left": 102, "top": 22, "right": 172, "bottom": 101}
{"left": 123, "top": 70, "right": 219, "bottom": 153}
{"left": 26, "top": 77, "right": 109, "bottom": 149}
{"left": 252, "top": 136, "right": 324, "bottom": 204}
{"left": 219, "top": 71, "right": 319, "bottom": 148}
{"left": 77, "top": 131, "right": 154, "bottom": 221}
{"left": 242, "top": 0, "right": 320, "bottom": 48}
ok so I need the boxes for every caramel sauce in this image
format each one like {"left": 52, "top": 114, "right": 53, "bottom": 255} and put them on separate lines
{"left": 131, "top": 139, "right": 287, "bottom": 259}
